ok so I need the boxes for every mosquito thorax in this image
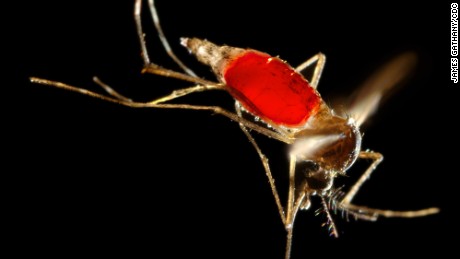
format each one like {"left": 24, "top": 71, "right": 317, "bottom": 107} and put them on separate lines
{"left": 293, "top": 107, "right": 362, "bottom": 173}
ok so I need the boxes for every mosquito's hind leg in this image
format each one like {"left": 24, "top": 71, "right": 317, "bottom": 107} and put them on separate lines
{"left": 93, "top": 76, "right": 224, "bottom": 104}
{"left": 92, "top": 77, "right": 133, "bottom": 102}
{"left": 30, "top": 77, "right": 293, "bottom": 144}
{"left": 135, "top": 0, "right": 197, "bottom": 77}
{"left": 338, "top": 151, "right": 439, "bottom": 220}
{"left": 135, "top": 0, "right": 218, "bottom": 90}
{"left": 134, "top": 0, "right": 200, "bottom": 86}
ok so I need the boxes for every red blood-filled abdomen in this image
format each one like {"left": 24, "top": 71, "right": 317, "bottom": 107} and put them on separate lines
{"left": 223, "top": 51, "right": 321, "bottom": 127}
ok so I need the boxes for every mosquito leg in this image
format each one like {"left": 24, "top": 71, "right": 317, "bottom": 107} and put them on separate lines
{"left": 93, "top": 76, "right": 224, "bottom": 104}
{"left": 339, "top": 151, "right": 439, "bottom": 219}
{"left": 35, "top": 0, "right": 209, "bottom": 108}
{"left": 141, "top": 64, "right": 216, "bottom": 86}
{"left": 285, "top": 154, "right": 309, "bottom": 228}
{"left": 286, "top": 154, "right": 297, "bottom": 229}
{"left": 295, "top": 53, "right": 326, "bottom": 89}
{"left": 283, "top": 154, "right": 309, "bottom": 259}
{"left": 285, "top": 227, "right": 294, "bottom": 259}
{"left": 146, "top": 0, "right": 197, "bottom": 76}
{"left": 93, "top": 77, "right": 133, "bottom": 102}
{"left": 135, "top": 0, "right": 197, "bottom": 76}
{"left": 135, "top": 0, "right": 225, "bottom": 92}
{"left": 30, "top": 77, "right": 293, "bottom": 144}
{"left": 234, "top": 102, "right": 286, "bottom": 224}
{"left": 93, "top": 75, "right": 223, "bottom": 107}
{"left": 134, "top": 0, "right": 150, "bottom": 66}
{"left": 341, "top": 151, "right": 383, "bottom": 205}
{"left": 133, "top": 3, "right": 217, "bottom": 89}
{"left": 282, "top": 155, "right": 297, "bottom": 259}
{"left": 235, "top": 102, "right": 311, "bottom": 259}
{"left": 341, "top": 204, "right": 439, "bottom": 219}
{"left": 134, "top": 0, "right": 200, "bottom": 84}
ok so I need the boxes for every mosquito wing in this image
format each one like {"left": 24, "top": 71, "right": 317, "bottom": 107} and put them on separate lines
{"left": 342, "top": 52, "right": 417, "bottom": 127}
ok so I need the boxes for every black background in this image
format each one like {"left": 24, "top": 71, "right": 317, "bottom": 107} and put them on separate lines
{"left": 10, "top": 1, "right": 457, "bottom": 258}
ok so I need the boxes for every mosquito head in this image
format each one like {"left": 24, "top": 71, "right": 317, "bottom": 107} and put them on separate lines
{"left": 298, "top": 161, "right": 334, "bottom": 194}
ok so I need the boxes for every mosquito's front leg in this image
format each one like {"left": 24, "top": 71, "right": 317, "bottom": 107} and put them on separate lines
{"left": 295, "top": 53, "right": 326, "bottom": 89}
{"left": 283, "top": 154, "right": 312, "bottom": 259}
{"left": 339, "top": 151, "right": 439, "bottom": 219}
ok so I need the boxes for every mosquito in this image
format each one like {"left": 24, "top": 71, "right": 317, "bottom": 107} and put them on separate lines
{"left": 30, "top": 1, "right": 439, "bottom": 258}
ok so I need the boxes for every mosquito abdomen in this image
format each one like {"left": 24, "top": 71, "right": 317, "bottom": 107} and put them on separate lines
{"left": 181, "top": 37, "right": 245, "bottom": 79}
